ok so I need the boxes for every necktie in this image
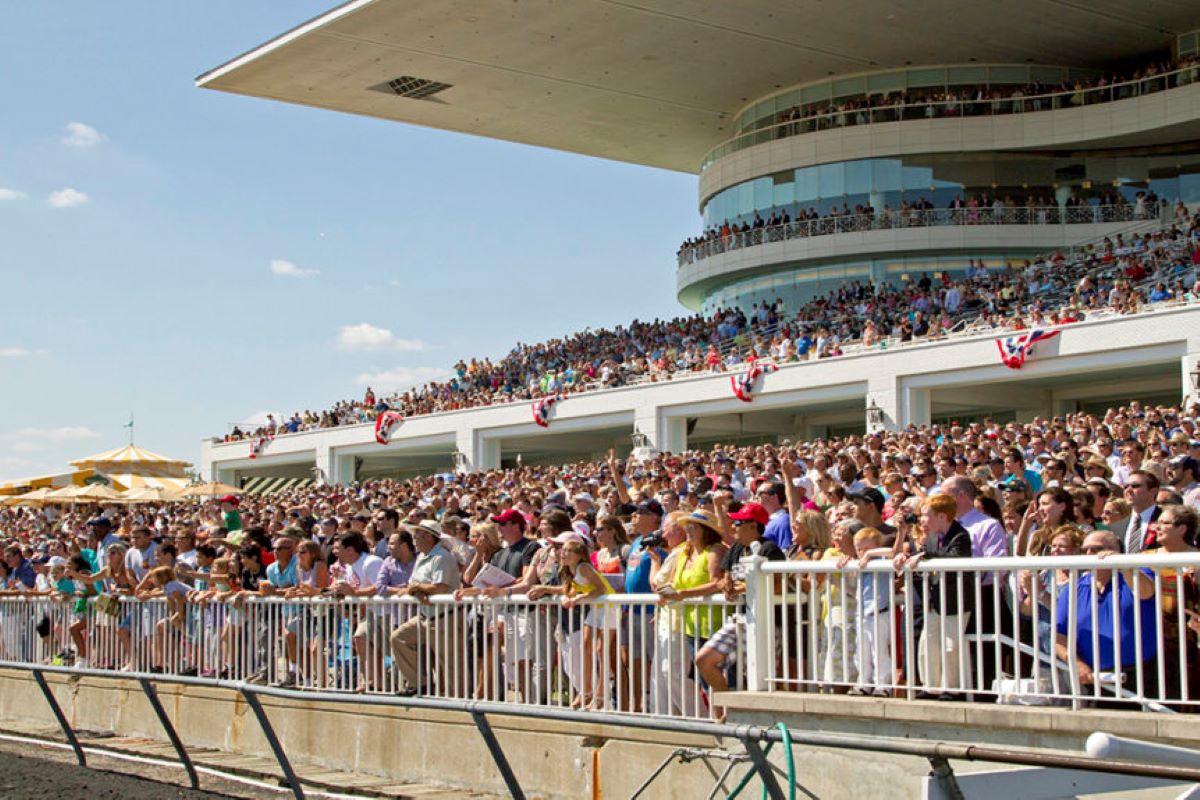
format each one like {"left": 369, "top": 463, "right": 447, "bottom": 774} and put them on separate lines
{"left": 1127, "top": 512, "right": 1143, "bottom": 554}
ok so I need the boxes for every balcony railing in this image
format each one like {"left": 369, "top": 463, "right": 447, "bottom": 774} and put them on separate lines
{"left": 678, "top": 204, "right": 1154, "bottom": 268}
{"left": 5, "top": 551, "right": 1199, "bottom": 717}
{"left": 702, "top": 64, "right": 1200, "bottom": 170}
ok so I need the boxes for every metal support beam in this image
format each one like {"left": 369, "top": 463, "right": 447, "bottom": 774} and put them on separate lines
{"left": 240, "top": 688, "right": 304, "bottom": 800}
{"left": 742, "top": 737, "right": 785, "bottom": 800}
{"left": 138, "top": 679, "right": 198, "bottom": 789}
{"left": 31, "top": 670, "right": 85, "bottom": 767}
{"left": 470, "top": 710, "right": 525, "bottom": 800}
{"left": 927, "top": 756, "right": 964, "bottom": 800}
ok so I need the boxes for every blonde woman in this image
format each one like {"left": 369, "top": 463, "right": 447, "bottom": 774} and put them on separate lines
{"left": 559, "top": 537, "right": 613, "bottom": 709}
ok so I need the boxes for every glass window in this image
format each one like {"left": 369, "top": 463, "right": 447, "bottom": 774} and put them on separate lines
{"left": 737, "top": 182, "right": 755, "bottom": 218}
{"left": 801, "top": 84, "right": 832, "bottom": 105}
{"left": 753, "top": 177, "right": 774, "bottom": 213}
{"left": 843, "top": 160, "right": 872, "bottom": 196}
{"left": 832, "top": 76, "right": 867, "bottom": 99}
{"left": 907, "top": 68, "right": 947, "bottom": 89}
{"left": 872, "top": 159, "right": 902, "bottom": 192}
{"left": 948, "top": 66, "right": 987, "bottom": 85}
{"left": 816, "top": 162, "right": 843, "bottom": 198}
{"left": 987, "top": 65, "right": 1028, "bottom": 85}
{"left": 1030, "top": 66, "right": 1066, "bottom": 84}
{"left": 795, "top": 166, "right": 819, "bottom": 204}
{"left": 867, "top": 70, "right": 906, "bottom": 93}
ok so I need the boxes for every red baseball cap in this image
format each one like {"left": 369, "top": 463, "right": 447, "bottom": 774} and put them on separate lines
{"left": 490, "top": 508, "right": 527, "bottom": 530}
{"left": 728, "top": 502, "right": 769, "bottom": 526}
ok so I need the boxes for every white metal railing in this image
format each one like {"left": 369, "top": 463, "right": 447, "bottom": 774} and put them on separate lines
{"left": 0, "top": 592, "right": 742, "bottom": 721}
{"left": 678, "top": 204, "right": 1153, "bottom": 267}
{"left": 745, "top": 553, "right": 1200, "bottom": 712}
{"left": 702, "top": 63, "right": 1200, "bottom": 169}
{"left": 6, "top": 553, "right": 1200, "bottom": 717}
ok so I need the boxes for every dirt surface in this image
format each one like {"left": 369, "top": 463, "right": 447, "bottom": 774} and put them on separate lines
{"left": 0, "top": 737, "right": 276, "bottom": 800}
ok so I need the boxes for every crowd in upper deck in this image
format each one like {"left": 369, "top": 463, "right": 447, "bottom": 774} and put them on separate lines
{"left": 224, "top": 205, "right": 1199, "bottom": 445}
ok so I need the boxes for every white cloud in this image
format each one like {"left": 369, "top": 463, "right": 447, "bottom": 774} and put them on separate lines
{"left": 270, "top": 259, "right": 319, "bottom": 278}
{"left": 0, "top": 188, "right": 24, "bottom": 201}
{"left": 0, "top": 347, "right": 29, "bottom": 358}
{"left": 62, "top": 121, "right": 103, "bottom": 148}
{"left": 47, "top": 188, "right": 89, "bottom": 208}
{"left": 336, "top": 323, "right": 427, "bottom": 353}
{"left": 353, "top": 366, "right": 453, "bottom": 393}
{"left": 0, "top": 426, "right": 102, "bottom": 454}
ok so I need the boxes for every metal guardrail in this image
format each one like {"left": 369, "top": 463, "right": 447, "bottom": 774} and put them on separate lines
{"left": 702, "top": 64, "right": 1200, "bottom": 169}
{"left": 677, "top": 204, "right": 1152, "bottom": 267}
{"left": 745, "top": 552, "right": 1200, "bottom": 712}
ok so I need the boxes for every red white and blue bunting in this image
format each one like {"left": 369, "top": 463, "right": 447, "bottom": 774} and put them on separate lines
{"left": 532, "top": 394, "right": 564, "bottom": 428}
{"left": 374, "top": 410, "right": 404, "bottom": 445}
{"left": 248, "top": 432, "right": 273, "bottom": 460}
{"left": 996, "top": 328, "right": 1059, "bottom": 370}
{"left": 731, "top": 360, "right": 778, "bottom": 403}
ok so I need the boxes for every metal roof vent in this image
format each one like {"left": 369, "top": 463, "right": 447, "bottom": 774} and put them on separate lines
{"left": 371, "top": 75, "right": 452, "bottom": 101}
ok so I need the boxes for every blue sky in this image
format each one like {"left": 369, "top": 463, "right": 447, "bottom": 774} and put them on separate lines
{"left": 0, "top": 3, "right": 697, "bottom": 480}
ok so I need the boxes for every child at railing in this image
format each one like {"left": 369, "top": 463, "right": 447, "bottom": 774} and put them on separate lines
{"left": 560, "top": 538, "right": 614, "bottom": 710}
{"left": 140, "top": 566, "right": 193, "bottom": 674}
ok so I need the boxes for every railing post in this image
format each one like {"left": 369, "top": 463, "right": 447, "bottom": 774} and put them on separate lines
{"left": 743, "top": 556, "right": 771, "bottom": 692}
{"left": 31, "top": 669, "right": 86, "bottom": 767}
{"left": 138, "top": 678, "right": 199, "bottom": 789}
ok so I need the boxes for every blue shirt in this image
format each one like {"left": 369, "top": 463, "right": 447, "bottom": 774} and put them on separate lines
{"left": 266, "top": 557, "right": 298, "bottom": 588}
{"left": 763, "top": 509, "right": 792, "bottom": 551}
{"left": 9, "top": 559, "right": 36, "bottom": 590}
{"left": 625, "top": 534, "right": 665, "bottom": 614}
{"left": 1056, "top": 571, "right": 1157, "bottom": 670}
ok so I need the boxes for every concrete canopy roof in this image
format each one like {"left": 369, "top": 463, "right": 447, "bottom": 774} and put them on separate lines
{"left": 198, "top": 0, "right": 1197, "bottom": 173}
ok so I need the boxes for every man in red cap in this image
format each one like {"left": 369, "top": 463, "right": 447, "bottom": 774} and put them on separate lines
{"left": 694, "top": 502, "right": 784, "bottom": 721}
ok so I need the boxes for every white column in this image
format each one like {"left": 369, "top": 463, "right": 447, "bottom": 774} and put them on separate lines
{"left": 634, "top": 405, "right": 687, "bottom": 455}
{"left": 465, "top": 430, "right": 501, "bottom": 473}
{"left": 866, "top": 375, "right": 900, "bottom": 432}
{"left": 901, "top": 384, "right": 932, "bottom": 429}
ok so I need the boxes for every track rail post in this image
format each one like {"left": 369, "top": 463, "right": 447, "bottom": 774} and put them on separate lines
{"left": 31, "top": 669, "right": 85, "bottom": 767}
{"left": 138, "top": 678, "right": 199, "bottom": 788}
{"left": 742, "top": 734, "right": 785, "bottom": 800}
{"left": 470, "top": 710, "right": 526, "bottom": 800}
{"left": 241, "top": 687, "right": 304, "bottom": 800}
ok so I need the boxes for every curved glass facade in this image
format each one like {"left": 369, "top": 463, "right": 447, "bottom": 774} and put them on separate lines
{"left": 701, "top": 153, "right": 1200, "bottom": 231}
{"left": 732, "top": 64, "right": 1100, "bottom": 135}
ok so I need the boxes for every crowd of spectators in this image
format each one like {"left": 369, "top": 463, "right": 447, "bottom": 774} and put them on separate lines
{"left": 226, "top": 206, "right": 1200, "bottom": 446}
{"left": 739, "top": 55, "right": 1200, "bottom": 142}
{"left": 677, "top": 190, "right": 1165, "bottom": 264}
{"left": 5, "top": 399, "right": 1200, "bottom": 715}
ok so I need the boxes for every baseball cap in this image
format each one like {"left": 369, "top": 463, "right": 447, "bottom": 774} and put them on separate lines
{"left": 218, "top": 495, "right": 239, "bottom": 506}
{"left": 87, "top": 517, "right": 111, "bottom": 528}
{"left": 728, "top": 502, "right": 769, "bottom": 526}
{"left": 490, "top": 508, "right": 527, "bottom": 530}
{"left": 635, "top": 499, "right": 664, "bottom": 518}
{"left": 847, "top": 487, "right": 886, "bottom": 510}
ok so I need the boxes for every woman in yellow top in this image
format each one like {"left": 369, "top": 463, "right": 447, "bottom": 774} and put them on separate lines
{"left": 1144, "top": 506, "right": 1199, "bottom": 704}
{"left": 657, "top": 510, "right": 727, "bottom": 645}
{"left": 560, "top": 537, "right": 614, "bottom": 709}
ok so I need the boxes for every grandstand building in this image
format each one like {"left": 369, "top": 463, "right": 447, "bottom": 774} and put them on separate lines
{"left": 197, "top": 1, "right": 1200, "bottom": 485}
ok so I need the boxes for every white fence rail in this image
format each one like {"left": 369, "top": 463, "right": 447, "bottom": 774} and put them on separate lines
{"left": 5, "top": 552, "right": 1199, "bottom": 718}
{"left": 0, "top": 592, "right": 742, "bottom": 721}
{"left": 748, "top": 553, "right": 1200, "bottom": 712}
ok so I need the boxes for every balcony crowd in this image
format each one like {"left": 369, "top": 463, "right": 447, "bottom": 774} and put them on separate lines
{"left": 228, "top": 205, "right": 1198, "bottom": 444}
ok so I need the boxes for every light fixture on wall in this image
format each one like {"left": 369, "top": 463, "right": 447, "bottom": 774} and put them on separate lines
{"left": 866, "top": 399, "right": 885, "bottom": 431}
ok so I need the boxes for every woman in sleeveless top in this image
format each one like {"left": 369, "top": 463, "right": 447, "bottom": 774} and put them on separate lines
{"left": 284, "top": 541, "right": 330, "bottom": 688}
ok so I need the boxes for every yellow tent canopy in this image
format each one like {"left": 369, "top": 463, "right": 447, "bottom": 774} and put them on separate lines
{"left": 0, "top": 468, "right": 98, "bottom": 496}
{"left": 68, "top": 444, "right": 191, "bottom": 493}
